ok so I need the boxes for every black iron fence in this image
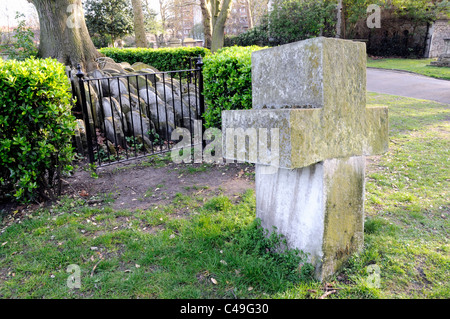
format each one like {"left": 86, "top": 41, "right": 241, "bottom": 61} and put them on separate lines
{"left": 76, "top": 57, "right": 205, "bottom": 167}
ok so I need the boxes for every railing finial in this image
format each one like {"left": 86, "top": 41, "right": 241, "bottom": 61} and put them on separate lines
{"left": 76, "top": 63, "right": 84, "bottom": 79}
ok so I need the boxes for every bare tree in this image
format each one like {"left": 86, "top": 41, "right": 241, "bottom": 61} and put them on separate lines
{"left": 248, "top": 0, "right": 269, "bottom": 27}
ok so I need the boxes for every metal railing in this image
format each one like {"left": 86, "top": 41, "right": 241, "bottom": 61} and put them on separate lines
{"left": 76, "top": 57, "right": 205, "bottom": 167}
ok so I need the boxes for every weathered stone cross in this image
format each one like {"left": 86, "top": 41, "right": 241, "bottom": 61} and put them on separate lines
{"left": 222, "top": 37, "right": 388, "bottom": 281}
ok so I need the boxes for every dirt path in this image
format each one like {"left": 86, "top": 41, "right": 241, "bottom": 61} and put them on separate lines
{"left": 60, "top": 158, "right": 255, "bottom": 211}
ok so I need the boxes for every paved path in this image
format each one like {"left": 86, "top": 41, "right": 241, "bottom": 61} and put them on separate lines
{"left": 366, "top": 68, "right": 450, "bottom": 104}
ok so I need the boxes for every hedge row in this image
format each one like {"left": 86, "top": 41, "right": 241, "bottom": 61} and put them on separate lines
{"left": 203, "top": 46, "right": 266, "bottom": 129}
{"left": 99, "top": 46, "right": 210, "bottom": 72}
{"left": 0, "top": 58, "right": 76, "bottom": 202}
{"left": 101, "top": 45, "right": 265, "bottom": 129}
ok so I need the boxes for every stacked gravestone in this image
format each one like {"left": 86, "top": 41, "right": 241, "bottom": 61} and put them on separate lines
{"left": 222, "top": 37, "right": 389, "bottom": 280}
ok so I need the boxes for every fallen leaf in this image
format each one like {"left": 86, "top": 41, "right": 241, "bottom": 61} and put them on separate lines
{"left": 248, "top": 287, "right": 253, "bottom": 291}
{"left": 135, "top": 264, "right": 141, "bottom": 268}
{"left": 211, "top": 278, "right": 218, "bottom": 285}
{"left": 79, "top": 190, "right": 89, "bottom": 197}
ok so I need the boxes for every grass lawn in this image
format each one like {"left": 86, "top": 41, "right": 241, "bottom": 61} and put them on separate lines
{"left": 367, "top": 57, "right": 450, "bottom": 80}
{"left": 0, "top": 93, "right": 449, "bottom": 299}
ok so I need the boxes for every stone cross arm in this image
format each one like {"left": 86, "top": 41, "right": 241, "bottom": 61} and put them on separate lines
{"left": 223, "top": 106, "right": 388, "bottom": 169}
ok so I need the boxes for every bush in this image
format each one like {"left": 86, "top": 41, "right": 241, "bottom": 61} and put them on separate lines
{"left": 0, "top": 58, "right": 76, "bottom": 203}
{"left": 202, "top": 46, "right": 266, "bottom": 129}
{"left": 98, "top": 46, "right": 210, "bottom": 71}
{"left": 225, "top": 0, "right": 336, "bottom": 48}
{"left": 2, "top": 13, "right": 38, "bottom": 61}
{"left": 225, "top": 24, "right": 269, "bottom": 47}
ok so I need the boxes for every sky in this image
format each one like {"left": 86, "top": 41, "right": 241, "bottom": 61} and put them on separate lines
{"left": 0, "top": 0, "right": 37, "bottom": 27}
{"left": 0, "top": 0, "right": 161, "bottom": 28}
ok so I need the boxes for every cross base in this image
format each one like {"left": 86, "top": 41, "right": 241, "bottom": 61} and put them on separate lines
{"left": 256, "top": 155, "right": 365, "bottom": 281}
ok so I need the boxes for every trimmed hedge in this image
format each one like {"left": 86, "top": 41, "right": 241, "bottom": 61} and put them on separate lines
{"left": 99, "top": 46, "right": 210, "bottom": 72}
{"left": 100, "top": 45, "right": 266, "bottom": 129}
{"left": 203, "top": 46, "right": 266, "bottom": 129}
{"left": 0, "top": 58, "right": 76, "bottom": 202}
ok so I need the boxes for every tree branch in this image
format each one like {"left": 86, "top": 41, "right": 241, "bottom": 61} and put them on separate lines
{"left": 214, "top": 0, "right": 232, "bottom": 28}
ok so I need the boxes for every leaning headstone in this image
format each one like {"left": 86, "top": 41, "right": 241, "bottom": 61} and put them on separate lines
{"left": 222, "top": 37, "right": 389, "bottom": 281}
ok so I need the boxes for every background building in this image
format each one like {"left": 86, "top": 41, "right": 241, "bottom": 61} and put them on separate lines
{"left": 225, "top": 0, "right": 251, "bottom": 36}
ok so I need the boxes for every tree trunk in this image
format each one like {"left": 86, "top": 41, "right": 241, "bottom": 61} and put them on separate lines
{"left": 200, "top": 0, "right": 232, "bottom": 52}
{"left": 199, "top": 0, "right": 212, "bottom": 49}
{"left": 336, "top": 0, "right": 343, "bottom": 38}
{"left": 211, "top": 22, "right": 225, "bottom": 53}
{"left": 247, "top": 0, "right": 254, "bottom": 29}
{"left": 131, "top": 0, "right": 148, "bottom": 48}
{"left": 28, "top": 0, "right": 102, "bottom": 72}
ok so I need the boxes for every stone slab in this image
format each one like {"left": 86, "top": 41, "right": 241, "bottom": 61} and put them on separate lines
{"left": 222, "top": 107, "right": 388, "bottom": 168}
{"left": 251, "top": 37, "right": 366, "bottom": 110}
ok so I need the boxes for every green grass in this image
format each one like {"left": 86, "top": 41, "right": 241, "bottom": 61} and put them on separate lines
{"left": 367, "top": 58, "right": 450, "bottom": 80}
{"left": 0, "top": 93, "right": 449, "bottom": 299}
{"left": 0, "top": 191, "right": 314, "bottom": 298}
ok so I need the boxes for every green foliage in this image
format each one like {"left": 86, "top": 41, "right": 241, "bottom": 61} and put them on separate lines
{"left": 0, "top": 58, "right": 76, "bottom": 203}
{"left": 142, "top": 6, "right": 163, "bottom": 35}
{"left": 342, "top": 0, "right": 449, "bottom": 27}
{"left": 84, "top": 0, "right": 134, "bottom": 47}
{"left": 204, "top": 195, "right": 233, "bottom": 212}
{"left": 392, "top": 0, "right": 450, "bottom": 23}
{"left": 225, "top": 23, "right": 269, "bottom": 47}
{"left": 231, "top": 0, "right": 449, "bottom": 55}
{"left": 202, "top": 46, "right": 265, "bottom": 129}
{"left": 99, "top": 46, "right": 210, "bottom": 72}
{"left": 2, "top": 13, "right": 37, "bottom": 61}
{"left": 227, "top": 0, "right": 336, "bottom": 47}
{"left": 235, "top": 218, "right": 314, "bottom": 284}
{"left": 267, "top": 0, "right": 337, "bottom": 46}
